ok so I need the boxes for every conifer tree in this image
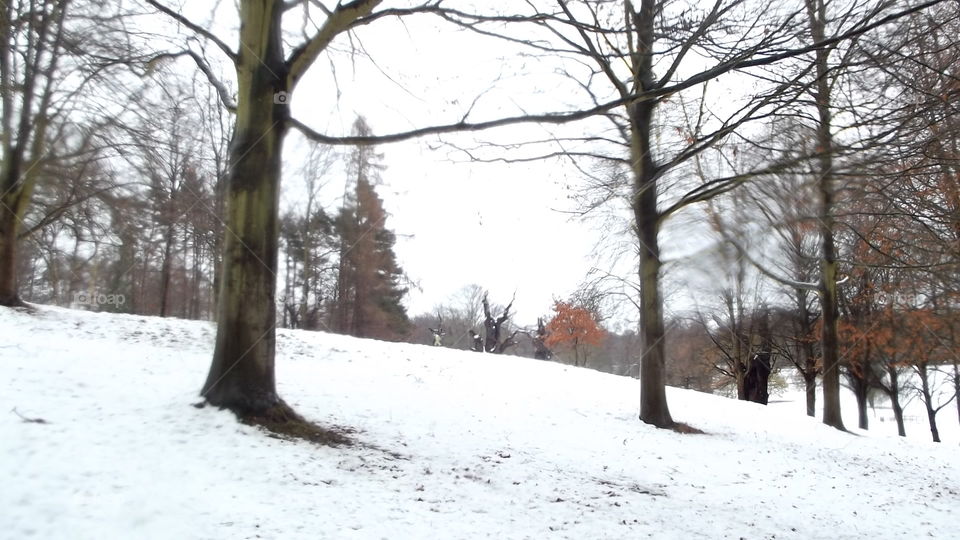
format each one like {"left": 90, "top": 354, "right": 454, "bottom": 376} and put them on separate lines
{"left": 332, "top": 118, "right": 409, "bottom": 341}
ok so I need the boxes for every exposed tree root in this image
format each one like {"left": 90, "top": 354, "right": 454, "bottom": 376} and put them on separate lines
{"left": 198, "top": 399, "right": 354, "bottom": 447}
{"left": 240, "top": 400, "right": 354, "bottom": 446}
{"left": 1, "top": 298, "right": 34, "bottom": 311}
{"left": 669, "top": 422, "right": 706, "bottom": 435}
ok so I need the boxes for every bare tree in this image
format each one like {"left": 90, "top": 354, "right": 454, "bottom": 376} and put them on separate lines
{"left": 2, "top": 0, "right": 75, "bottom": 306}
{"left": 482, "top": 292, "right": 519, "bottom": 354}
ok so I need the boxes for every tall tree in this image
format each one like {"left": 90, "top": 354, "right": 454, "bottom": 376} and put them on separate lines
{"left": 804, "top": 0, "right": 845, "bottom": 431}
{"left": 1, "top": 0, "right": 72, "bottom": 306}
{"left": 139, "top": 0, "right": 417, "bottom": 419}
{"left": 332, "top": 117, "right": 409, "bottom": 341}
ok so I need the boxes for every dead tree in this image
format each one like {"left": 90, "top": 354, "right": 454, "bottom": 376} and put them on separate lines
{"left": 482, "top": 292, "right": 519, "bottom": 354}
{"left": 468, "top": 330, "right": 484, "bottom": 352}
{"left": 532, "top": 317, "right": 552, "bottom": 360}
{"left": 745, "top": 307, "right": 775, "bottom": 405}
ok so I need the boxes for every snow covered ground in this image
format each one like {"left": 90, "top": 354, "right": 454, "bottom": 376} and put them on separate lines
{"left": 2, "top": 305, "right": 958, "bottom": 539}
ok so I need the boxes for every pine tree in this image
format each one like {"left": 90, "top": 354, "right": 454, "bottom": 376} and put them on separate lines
{"left": 332, "top": 117, "right": 409, "bottom": 340}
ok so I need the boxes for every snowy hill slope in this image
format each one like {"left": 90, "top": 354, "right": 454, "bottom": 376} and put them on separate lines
{"left": 1, "top": 305, "right": 958, "bottom": 539}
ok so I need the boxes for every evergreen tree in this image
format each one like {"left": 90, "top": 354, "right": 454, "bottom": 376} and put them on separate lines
{"left": 332, "top": 118, "right": 409, "bottom": 340}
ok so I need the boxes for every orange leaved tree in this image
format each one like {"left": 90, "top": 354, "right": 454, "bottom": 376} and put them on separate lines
{"left": 545, "top": 301, "right": 605, "bottom": 368}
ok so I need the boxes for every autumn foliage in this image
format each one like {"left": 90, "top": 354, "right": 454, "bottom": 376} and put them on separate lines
{"left": 544, "top": 301, "right": 605, "bottom": 367}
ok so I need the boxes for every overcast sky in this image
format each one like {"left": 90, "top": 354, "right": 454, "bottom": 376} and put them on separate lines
{"left": 272, "top": 9, "right": 620, "bottom": 324}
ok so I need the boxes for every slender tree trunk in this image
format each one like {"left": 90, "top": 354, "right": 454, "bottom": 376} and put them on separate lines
{"left": 797, "top": 288, "right": 817, "bottom": 417}
{"left": 852, "top": 374, "right": 869, "bottom": 430}
{"left": 159, "top": 224, "right": 175, "bottom": 317}
{"left": 806, "top": 0, "right": 844, "bottom": 431}
{"left": 954, "top": 362, "right": 959, "bottom": 428}
{"left": 917, "top": 363, "right": 941, "bottom": 443}
{"left": 334, "top": 241, "right": 352, "bottom": 334}
{"left": 890, "top": 395, "right": 906, "bottom": 437}
{"left": 734, "top": 330, "right": 747, "bottom": 400}
{"left": 201, "top": 0, "right": 289, "bottom": 414}
{"left": 887, "top": 366, "right": 906, "bottom": 437}
{"left": 820, "top": 270, "right": 845, "bottom": 430}
{"left": 804, "top": 372, "right": 817, "bottom": 417}
{"left": 190, "top": 234, "right": 202, "bottom": 319}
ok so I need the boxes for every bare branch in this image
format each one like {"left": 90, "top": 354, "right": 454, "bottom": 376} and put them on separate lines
{"left": 149, "top": 50, "right": 237, "bottom": 111}
{"left": 143, "top": 0, "right": 237, "bottom": 61}
{"left": 286, "top": 0, "right": 381, "bottom": 89}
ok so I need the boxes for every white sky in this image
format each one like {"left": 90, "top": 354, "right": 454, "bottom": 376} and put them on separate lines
{"left": 277, "top": 10, "right": 617, "bottom": 323}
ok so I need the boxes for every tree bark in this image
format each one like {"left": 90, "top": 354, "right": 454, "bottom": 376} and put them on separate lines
{"left": 804, "top": 372, "right": 817, "bottom": 417}
{"left": 533, "top": 317, "right": 552, "bottom": 360}
{"left": 201, "top": 0, "right": 288, "bottom": 413}
{"left": 0, "top": 201, "right": 22, "bottom": 306}
{"left": 744, "top": 355, "right": 772, "bottom": 405}
{"left": 851, "top": 373, "right": 869, "bottom": 430}
{"left": 0, "top": 143, "right": 40, "bottom": 308}
{"left": 796, "top": 288, "right": 818, "bottom": 417}
{"left": 917, "top": 363, "right": 941, "bottom": 443}
{"left": 632, "top": 0, "right": 673, "bottom": 429}
{"left": 886, "top": 366, "right": 906, "bottom": 437}
{"left": 806, "top": 0, "right": 844, "bottom": 431}
{"left": 159, "top": 223, "right": 175, "bottom": 316}
{"left": 954, "top": 362, "right": 959, "bottom": 428}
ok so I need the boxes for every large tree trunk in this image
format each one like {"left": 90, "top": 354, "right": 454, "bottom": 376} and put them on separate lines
{"left": 0, "top": 154, "right": 37, "bottom": 308}
{"left": 483, "top": 313, "right": 498, "bottom": 353}
{"left": 201, "top": 0, "right": 288, "bottom": 414}
{"left": 636, "top": 202, "right": 672, "bottom": 428}
{"left": 533, "top": 317, "right": 552, "bottom": 360}
{"left": 632, "top": 0, "right": 673, "bottom": 429}
{"left": 744, "top": 355, "right": 772, "bottom": 406}
{"left": 0, "top": 201, "right": 21, "bottom": 306}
